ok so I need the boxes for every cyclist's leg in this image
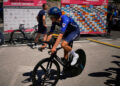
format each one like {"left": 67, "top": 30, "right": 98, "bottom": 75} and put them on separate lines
{"left": 61, "top": 41, "right": 72, "bottom": 60}
{"left": 62, "top": 30, "right": 80, "bottom": 65}
{"left": 64, "top": 49, "right": 69, "bottom": 60}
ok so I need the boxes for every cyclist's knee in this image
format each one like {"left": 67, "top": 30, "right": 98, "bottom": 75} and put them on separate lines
{"left": 61, "top": 41, "right": 68, "bottom": 48}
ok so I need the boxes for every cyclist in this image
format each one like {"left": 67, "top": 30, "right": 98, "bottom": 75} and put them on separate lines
{"left": 41, "top": 7, "right": 80, "bottom": 66}
{"left": 32, "top": 3, "right": 48, "bottom": 48}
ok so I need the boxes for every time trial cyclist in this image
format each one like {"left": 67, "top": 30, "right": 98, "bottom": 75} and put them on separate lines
{"left": 41, "top": 7, "right": 80, "bottom": 66}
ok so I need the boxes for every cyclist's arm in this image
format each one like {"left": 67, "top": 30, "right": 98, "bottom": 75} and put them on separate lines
{"left": 52, "top": 34, "right": 63, "bottom": 49}
{"left": 52, "top": 16, "right": 69, "bottom": 49}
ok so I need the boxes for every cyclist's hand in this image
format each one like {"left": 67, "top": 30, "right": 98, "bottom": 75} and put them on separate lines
{"left": 51, "top": 48, "right": 56, "bottom": 54}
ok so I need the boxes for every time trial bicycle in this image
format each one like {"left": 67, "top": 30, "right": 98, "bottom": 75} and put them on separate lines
{"left": 32, "top": 40, "right": 86, "bottom": 86}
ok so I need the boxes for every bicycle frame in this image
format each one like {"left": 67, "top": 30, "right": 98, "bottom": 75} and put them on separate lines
{"left": 9, "top": 25, "right": 38, "bottom": 44}
{"left": 40, "top": 41, "right": 74, "bottom": 70}
{"left": 48, "top": 51, "right": 66, "bottom": 69}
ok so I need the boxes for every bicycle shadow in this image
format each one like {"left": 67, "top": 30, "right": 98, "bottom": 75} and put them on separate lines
{"left": 22, "top": 68, "right": 82, "bottom": 86}
{"left": 22, "top": 70, "right": 54, "bottom": 86}
{"left": 22, "top": 71, "right": 33, "bottom": 86}
{"left": 88, "top": 55, "right": 120, "bottom": 86}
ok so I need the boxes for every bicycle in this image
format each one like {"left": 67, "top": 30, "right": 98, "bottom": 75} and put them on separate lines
{"left": 9, "top": 24, "right": 38, "bottom": 44}
{"left": 32, "top": 41, "right": 86, "bottom": 86}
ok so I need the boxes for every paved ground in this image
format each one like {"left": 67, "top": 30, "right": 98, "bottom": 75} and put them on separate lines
{"left": 0, "top": 22, "right": 120, "bottom": 86}
{"left": 0, "top": 38, "right": 120, "bottom": 86}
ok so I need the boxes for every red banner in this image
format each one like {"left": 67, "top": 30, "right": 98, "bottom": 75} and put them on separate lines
{"left": 4, "top": 0, "right": 47, "bottom": 6}
{"left": 61, "top": 0, "right": 108, "bottom": 5}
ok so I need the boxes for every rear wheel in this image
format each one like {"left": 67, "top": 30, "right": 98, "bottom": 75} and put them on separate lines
{"left": 67, "top": 49, "right": 86, "bottom": 76}
{"left": 75, "top": 49, "right": 86, "bottom": 73}
{"left": 32, "top": 58, "right": 60, "bottom": 86}
{"left": 9, "top": 30, "right": 27, "bottom": 44}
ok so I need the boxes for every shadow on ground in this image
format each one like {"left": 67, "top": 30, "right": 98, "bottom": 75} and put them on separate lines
{"left": 22, "top": 68, "right": 82, "bottom": 86}
{"left": 88, "top": 55, "right": 120, "bottom": 86}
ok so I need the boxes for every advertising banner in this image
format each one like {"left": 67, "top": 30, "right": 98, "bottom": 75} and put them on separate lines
{"left": 61, "top": 0, "right": 108, "bottom": 34}
{"left": 61, "top": 0, "right": 108, "bottom": 5}
{"left": 3, "top": 0, "right": 46, "bottom": 6}
{"left": 3, "top": 0, "right": 47, "bottom": 32}
{"left": 4, "top": 9, "right": 40, "bottom": 32}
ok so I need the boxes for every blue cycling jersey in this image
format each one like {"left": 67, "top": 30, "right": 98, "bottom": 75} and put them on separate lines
{"left": 50, "top": 15, "right": 79, "bottom": 34}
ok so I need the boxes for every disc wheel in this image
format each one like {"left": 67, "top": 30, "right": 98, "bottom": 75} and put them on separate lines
{"left": 75, "top": 49, "right": 86, "bottom": 74}
{"left": 66, "top": 49, "right": 86, "bottom": 76}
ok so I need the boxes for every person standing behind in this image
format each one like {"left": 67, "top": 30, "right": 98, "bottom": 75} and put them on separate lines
{"left": 107, "top": 7, "right": 113, "bottom": 36}
{"left": 32, "top": 4, "right": 48, "bottom": 48}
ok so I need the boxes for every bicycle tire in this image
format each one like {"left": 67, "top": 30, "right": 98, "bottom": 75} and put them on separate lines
{"left": 66, "top": 49, "right": 86, "bottom": 76}
{"left": 75, "top": 49, "right": 86, "bottom": 74}
{"left": 9, "top": 30, "right": 26, "bottom": 44}
{"left": 32, "top": 58, "right": 60, "bottom": 86}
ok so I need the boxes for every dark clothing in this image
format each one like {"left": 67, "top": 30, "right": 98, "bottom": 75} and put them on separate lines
{"left": 107, "top": 12, "right": 113, "bottom": 34}
{"left": 107, "top": 21, "right": 112, "bottom": 33}
{"left": 38, "top": 25, "right": 47, "bottom": 34}
{"left": 38, "top": 10, "right": 46, "bottom": 25}
{"left": 107, "top": 12, "right": 112, "bottom": 22}
{"left": 37, "top": 10, "right": 47, "bottom": 34}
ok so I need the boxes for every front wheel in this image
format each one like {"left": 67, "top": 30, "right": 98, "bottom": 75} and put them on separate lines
{"left": 32, "top": 58, "right": 60, "bottom": 86}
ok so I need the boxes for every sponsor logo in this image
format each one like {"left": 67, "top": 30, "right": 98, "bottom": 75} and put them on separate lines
{"left": 62, "top": 23, "right": 66, "bottom": 27}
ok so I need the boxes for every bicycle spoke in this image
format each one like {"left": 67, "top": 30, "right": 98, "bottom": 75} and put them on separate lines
{"left": 40, "top": 64, "right": 47, "bottom": 72}
{"left": 32, "top": 58, "right": 60, "bottom": 86}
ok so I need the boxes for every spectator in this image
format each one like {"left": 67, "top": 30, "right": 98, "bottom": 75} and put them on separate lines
{"left": 107, "top": 7, "right": 113, "bottom": 36}
{"left": 32, "top": 4, "right": 48, "bottom": 49}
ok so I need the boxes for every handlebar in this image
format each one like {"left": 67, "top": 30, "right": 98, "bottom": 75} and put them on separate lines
{"left": 38, "top": 41, "right": 62, "bottom": 54}
{"left": 48, "top": 47, "right": 62, "bottom": 55}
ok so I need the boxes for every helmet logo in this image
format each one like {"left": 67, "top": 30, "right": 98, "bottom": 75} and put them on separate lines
{"left": 62, "top": 23, "right": 66, "bottom": 27}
